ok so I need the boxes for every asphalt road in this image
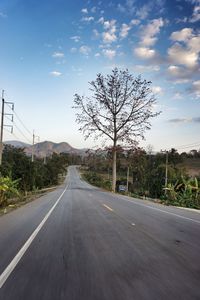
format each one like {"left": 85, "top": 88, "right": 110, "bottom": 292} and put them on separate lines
{"left": 0, "top": 166, "right": 200, "bottom": 300}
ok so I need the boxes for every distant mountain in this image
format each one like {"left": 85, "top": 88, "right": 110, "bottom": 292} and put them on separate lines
{"left": 5, "top": 140, "right": 87, "bottom": 157}
{"left": 4, "top": 140, "right": 31, "bottom": 148}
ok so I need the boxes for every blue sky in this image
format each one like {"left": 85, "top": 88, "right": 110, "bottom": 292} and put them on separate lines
{"left": 0, "top": 0, "right": 199, "bottom": 152}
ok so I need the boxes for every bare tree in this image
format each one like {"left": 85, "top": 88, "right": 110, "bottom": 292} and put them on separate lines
{"left": 73, "top": 68, "right": 161, "bottom": 192}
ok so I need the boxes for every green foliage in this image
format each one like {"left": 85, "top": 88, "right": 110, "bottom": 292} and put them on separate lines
{"left": 0, "top": 146, "right": 71, "bottom": 199}
{"left": 83, "top": 171, "right": 111, "bottom": 191}
{"left": 164, "top": 177, "right": 200, "bottom": 208}
{"left": 0, "top": 176, "right": 20, "bottom": 207}
{"left": 83, "top": 145, "right": 200, "bottom": 209}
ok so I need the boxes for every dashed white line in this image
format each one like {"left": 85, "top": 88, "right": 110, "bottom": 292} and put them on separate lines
{"left": 0, "top": 186, "right": 68, "bottom": 289}
{"left": 103, "top": 204, "right": 113, "bottom": 212}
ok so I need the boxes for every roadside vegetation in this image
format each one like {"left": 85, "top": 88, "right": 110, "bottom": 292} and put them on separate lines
{"left": 0, "top": 145, "right": 81, "bottom": 210}
{"left": 81, "top": 147, "right": 200, "bottom": 209}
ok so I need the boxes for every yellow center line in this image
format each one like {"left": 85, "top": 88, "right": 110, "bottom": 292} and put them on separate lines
{"left": 103, "top": 204, "right": 113, "bottom": 212}
{"left": 102, "top": 203, "right": 136, "bottom": 227}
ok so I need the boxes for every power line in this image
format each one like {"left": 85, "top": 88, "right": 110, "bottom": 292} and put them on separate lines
{"left": 4, "top": 127, "right": 22, "bottom": 142}
{"left": 176, "top": 141, "right": 200, "bottom": 149}
{"left": 12, "top": 120, "right": 32, "bottom": 144}
{"left": 4, "top": 114, "right": 31, "bottom": 143}
{"left": 5, "top": 102, "right": 32, "bottom": 137}
{"left": 177, "top": 144, "right": 200, "bottom": 151}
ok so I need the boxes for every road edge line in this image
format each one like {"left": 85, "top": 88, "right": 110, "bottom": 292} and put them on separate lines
{"left": 0, "top": 186, "right": 68, "bottom": 289}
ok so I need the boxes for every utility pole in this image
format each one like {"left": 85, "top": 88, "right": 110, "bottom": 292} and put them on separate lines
{"left": 31, "top": 131, "right": 39, "bottom": 162}
{"left": 126, "top": 166, "right": 129, "bottom": 193}
{"left": 162, "top": 150, "right": 169, "bottom": 195}
{"left": 0, "top": 90, "right": 5, "bottom": 165}
{"left": 0, "top": 91, "right": 14, "bottom": 165}
{"left": 31, "top": 131, "right": 35, "bottom": 162}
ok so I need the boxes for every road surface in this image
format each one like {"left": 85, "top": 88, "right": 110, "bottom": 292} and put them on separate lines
{"left": 0, "top": 166, "right": 200, "bottom": 300}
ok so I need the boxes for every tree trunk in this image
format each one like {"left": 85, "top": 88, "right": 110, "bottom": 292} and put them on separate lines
{"left": 112, "top": 143, "right": 117, "bottom": 192}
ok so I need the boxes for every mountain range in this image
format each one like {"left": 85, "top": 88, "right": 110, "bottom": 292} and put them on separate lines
{"left": 4, "top": 140, "right": 87, "bottom": 157}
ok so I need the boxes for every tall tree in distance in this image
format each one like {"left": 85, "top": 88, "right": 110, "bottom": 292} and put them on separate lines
{"left": 73, "top": 68, "right": 161, "bottom": 192}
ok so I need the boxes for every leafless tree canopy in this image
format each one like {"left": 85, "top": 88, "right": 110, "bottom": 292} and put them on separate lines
{"left": 73, "top": 68, "right": 160, "bottom": 146}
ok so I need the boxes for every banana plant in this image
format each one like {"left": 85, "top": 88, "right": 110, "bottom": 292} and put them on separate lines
{"left": 0, "top": 176, "right": 20, "bottom": 207}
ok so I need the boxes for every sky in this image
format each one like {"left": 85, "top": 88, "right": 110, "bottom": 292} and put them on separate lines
{"left": 0, "top": 0, "right": 199, "bottom": 152}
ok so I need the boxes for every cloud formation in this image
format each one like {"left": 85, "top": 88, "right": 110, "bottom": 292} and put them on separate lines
{"left": 189, "top": 80, "right": 200, "bottom": 98}
{"left": 168, "top": 117, "right": 200, "bottom": 123}
{"left": 102, "top": 49, "right": 116, "bottom": 59}
{"left": 167, "top": 27, "right": 200, "bottom": 83}
{"left": 79, "top": 45, "right": 91, "bottom": 56}
{"left": 140, "top": 18, "right": 164, "bottom": 47}
{"left": 52, "top": 52, "right": 64, "bottom": 58}
{"left": 134, "top": 18, "right": 164, "bottom": 63}
{"left": 120, "top": 23, "right": 131, "bottom": 39}
{"left": 70, "top": 36, "right": 81, "bottom": 42}
{"left": 134, "top": 47, "right": 157, "bottom": 59}
{"left": 81, "top": 8, "right": 88, "bottom": 14}
{"left": 102, "top": 19, "right": 117, "bottom": 44}
{"left": 152, "top": 86, "right": 163, "bottom": 95}
{"left": 50, "top": 71, "right": 62, "bottom": 77}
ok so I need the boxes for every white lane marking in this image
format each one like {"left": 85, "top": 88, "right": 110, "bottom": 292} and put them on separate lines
{"left": 0, "top": 186, "right": 68, "bottom": 289}
{"left": 116, "top": 196, "right": 200, "bottom": 225}
{"left": 103, "top": 204, "right": 113, "bottom": 212}
{"left": 131, "top": 223, "right": 135, "bottom": 226}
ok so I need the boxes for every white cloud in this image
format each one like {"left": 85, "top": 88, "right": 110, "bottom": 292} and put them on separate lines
{"left": 187, "top": 36, "right": 200, "bottom": 52}
{"left": 175, "top": 17, "right": 188, "bottom": 23}
{"left": 98, "top": 17, "right": 104, "bottom": 24}
{"left": 168, "top": 117, "right": 200, "bottom": 123}
{"left": 93, "top": 29, "right": 99, "bottom": 38}
{"left": 95, "top": 52, "right": 101, "bottom": 57}
{"left": 173, "top": 92, "right": 183, "bottom": 100}
{"left": 136, "top": 4, "right": 151, "bottom": 20}
{"left": 134, "top": 47, "right": 156, "bottom": 59}
{"left": 102, "top": 49, "right": 116, "bottom": 59}
{"left": 130, "top": 19, "right": 140, "bottom": 25}
{"left": 102, "top": 32, "right": 117, "bottom": 43}
{"left": 117, "top": 0, "right": 136, "bottom": 14}
{"left": 134, "top": 65, "right": 160, "bottom": 72}
{"left": 152, "top": 86, "right": 163, "bottom": 94}
{"left": 102, "top": 19, "right": 117, "bottom": 44}
{"left": 70, "top": 36, "right": 80, "bottom": 42}
{"left": 50, "top": 71, "right": 62, "bottom": 77}
{"left": 167, "top": 28, "right": 200, "bottom": 85}
{"left": 103, "top": 19, "right": 116, "bottom": 31}
{"left": 168, "top": 43, "right": 198, "bottom": 69}
{"left": 120, "top": 23, "right": 131, "bottom": 39}
{"left": 190, "top": 3, "right": 200, "bottom": 22}
{"left": 117, "top": 3, "right": 126, "bottom": 13}
{"left": 81, "top": 8, "right": 88, "bottom": 14}
{"left": 52, "top": 52, "right": 64, "bottom": 58}
{"left": 168, "top": 118, "right": 191, "bottom": 124}
{"left": 82, "top": 16, "right": 94, "bottom": 22}
{"left": 168, "top": 28, "right": 200, "bottom": 70}
{"left": 70, "top": 47, "right": 77, "bottom": 53}
{"left": 79, "top": 45, "right": 91, "bottom": 56}
{"left": 170, "top": 28, "right": 193, "bottom": 42}
{"left": 167, "top": 65, "right": 191, "bottom": 83}
{"left": 91, "top": 7, "right": 96, "bottom": 13}
{"left": 140, "top": 18, "right": 164, "bottom": 47}
{"left": 126, "top": 0, "right": 136, "bottom": 14}
{"left": 190, "top": 80, "right": 200, "bottom": 98}
{"left": 133, "top": 18, "right": 164, "bottom": 63}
